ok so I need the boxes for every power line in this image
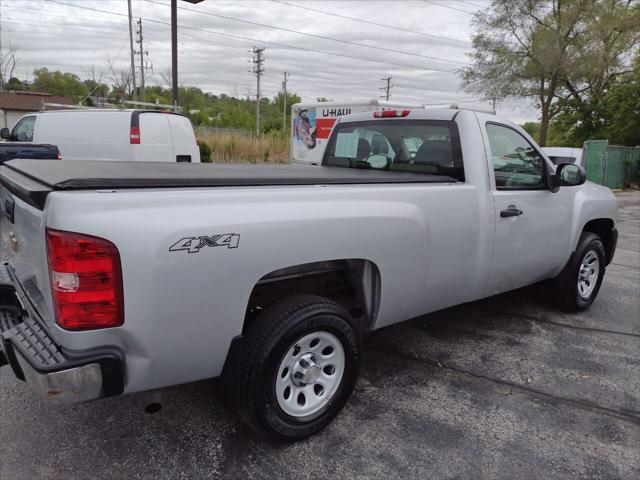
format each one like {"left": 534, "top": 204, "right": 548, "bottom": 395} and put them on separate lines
{"left": 142, "top": 0, "right": 469, "bottom": 66}
{"left": 171, "top": 29, "right": 450, "bottom": 99}
{"left": 4, "top": 16, "right": 457, "bottom": 103}
{"left": 166, "top": 28, "right": 460, "bottom": 102}
{"left": 169, "top": 37, "right": 430, "bottom": 100}
{"left": 160, "top": 30, "right": 388, "bottom": 94}
{"left": 171, "top": 33, "right": 389, "bottom": 90}
{"left": 172, "top": 26, "right": 450, "bottom": 87}
{"left": 4, "top": 25, "right": 464, "bottom": 106}
{"left": 151, "top": 38, "right": 455, "bottom": 104}
{"left": 1, "top": 22, "right": 128, "bottom": 43}
{"left": 42, "top": 0, "right": 458, "bottom": 74}
{"left": 27, "top": 0, "right": 470, "bottom": 105}
{"left": 420, "top": 0, "right": 476, "bottom": 15}
{"left": 269, "top": 0, "right": 470, "bottom": 46}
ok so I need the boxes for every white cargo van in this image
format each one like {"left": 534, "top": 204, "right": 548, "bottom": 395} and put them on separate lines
{"left": 1, "top": 109, "right": 200, "bottom": 163}
{"left": 290, "top": 99, "right": 422, "bottom": 165}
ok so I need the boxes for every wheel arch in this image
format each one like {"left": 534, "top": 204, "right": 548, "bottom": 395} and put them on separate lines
{"left": 244, "top": 259, "right": 382, "bottom": 334}
{"left": 582, "top": 218, "right": 616, "bottom": 265}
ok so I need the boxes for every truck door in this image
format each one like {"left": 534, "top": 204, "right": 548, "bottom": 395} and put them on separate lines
{"left": 483, "top": 122, "right": 572, "bottom": 297}
{"left": 167, "top": 114, "right": 200, "bottom": 163}
{"left": 138, "top": 112, "right": 173, "bottom": 162}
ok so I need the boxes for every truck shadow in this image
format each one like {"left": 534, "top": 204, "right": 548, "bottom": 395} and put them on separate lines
{"left": 365, "top": 283, "right": 549, "bottom": 353}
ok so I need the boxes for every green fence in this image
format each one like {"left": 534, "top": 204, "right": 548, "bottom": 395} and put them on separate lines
{"left": 583, "top": 140, "right": 640, "bottom": 189}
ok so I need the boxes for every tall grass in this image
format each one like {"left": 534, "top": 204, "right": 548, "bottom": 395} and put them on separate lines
{"left": 198, "top": 131, "right": 290, "bottom": 164}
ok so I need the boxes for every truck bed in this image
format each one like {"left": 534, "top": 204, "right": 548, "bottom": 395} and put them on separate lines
{"left": 0, "top": 159, "right": 456, "bottom": 209}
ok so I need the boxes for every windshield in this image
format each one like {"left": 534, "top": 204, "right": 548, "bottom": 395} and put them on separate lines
{"left": 322, "top": 119, "right": 464, "bottom": 181}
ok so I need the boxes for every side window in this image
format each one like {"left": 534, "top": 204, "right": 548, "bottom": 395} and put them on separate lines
{"left": 486, "top": 123, "right": 546, "bottom": 189}
{"left": 12, "top": 116, "right": 36, "bottom": 142}
{"left": 323, "top": 120, "right": 464, "bottom": 181}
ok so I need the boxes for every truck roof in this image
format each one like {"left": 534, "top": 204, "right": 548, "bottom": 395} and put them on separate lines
{"left": 335, "top": 108, "right": 459, "bottom": 123}
{"left": 291, "top": 99, "right": 424, "bottom": 109}
{"left": 1, "top": 159, "right": 457, "bottom": 210}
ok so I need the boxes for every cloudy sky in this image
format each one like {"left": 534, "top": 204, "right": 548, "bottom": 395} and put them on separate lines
{"left": 0, "top": 0, "right": 538, "bottom": 122}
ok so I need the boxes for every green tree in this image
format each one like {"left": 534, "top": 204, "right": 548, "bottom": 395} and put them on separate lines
{"left": 462, "top": 0, "right": 639, "bottom": 147}
{"left": 599, "top": 67, "right": 640, "bottom": 146}
{"left": 261, "top": 91, "right": 302, "bottom": 135}
{"left": 552, "top": 53, "right": 640, "bottom": 146}
{"left": 553, "top": 1, "right": 640, "bottom": 145}
{"left": 460, "top": 0, "right": 585, "bottom": 146}
{"left": 32, "top": 68, "right": 89, "bottom": 102}
{"left": 521, "top": 121, "right": 541, "bottom": 139}
{"left": 4, "top": 77, "right": 24, "bottom": 91}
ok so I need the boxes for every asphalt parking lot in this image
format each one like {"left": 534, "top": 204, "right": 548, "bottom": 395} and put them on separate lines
{"left": 1, "top": 191, "right": 638, "bottom": 480}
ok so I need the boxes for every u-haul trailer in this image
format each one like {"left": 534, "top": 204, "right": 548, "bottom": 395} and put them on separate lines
{"left": 290, "top": 99, "right": 422, "bottom": 165}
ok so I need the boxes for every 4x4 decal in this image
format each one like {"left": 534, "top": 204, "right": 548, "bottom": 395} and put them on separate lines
{"left": 169, "top": 234, "right": 240, "bottom": 253}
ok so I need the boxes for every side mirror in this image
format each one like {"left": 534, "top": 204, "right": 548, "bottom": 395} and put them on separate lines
{"left": 0, "top": 128, "right": 12, "bottom": 140}
{"left": 555, "top": 162, "right": 586, "bottom": 187}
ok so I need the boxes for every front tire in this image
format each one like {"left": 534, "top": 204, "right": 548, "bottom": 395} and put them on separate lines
{"left": 237, "top": 295, "right": 361, "bottom": 442}
{"left": 553, "top": 232, "right": 606, "bottom": 312}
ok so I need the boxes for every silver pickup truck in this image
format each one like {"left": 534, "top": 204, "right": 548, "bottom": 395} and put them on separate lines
{"left": 0, "top": 109, "right": 618, "bottom": 442}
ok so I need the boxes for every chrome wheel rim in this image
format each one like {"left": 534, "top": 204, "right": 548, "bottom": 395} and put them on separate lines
{"left": 578, "top": 250, "right": 600, "bottom": 299}
{"left": 275, "top": 331, "right": 345, "bottom": 418}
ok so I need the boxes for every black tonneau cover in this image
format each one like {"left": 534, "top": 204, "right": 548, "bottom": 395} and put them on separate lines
{"left": 0, "top": 159, "right": 456, "bottom": 209}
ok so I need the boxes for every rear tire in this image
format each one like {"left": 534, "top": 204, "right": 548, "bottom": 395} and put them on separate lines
{"left": 553, "top": 232, "right": 606, "bottom": 312}
{"left": 237, "top": 295, "right": 361, "bottom": 442}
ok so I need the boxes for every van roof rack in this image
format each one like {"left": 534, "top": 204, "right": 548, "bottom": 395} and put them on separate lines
{"left": 41, "top": 99, "right": 182, "bottom": 113}
{"left": 40, "top": 102, "right": 88, "bottom": 111}
{"left": 122, "top": 100, "right": 182, "bottom": 112}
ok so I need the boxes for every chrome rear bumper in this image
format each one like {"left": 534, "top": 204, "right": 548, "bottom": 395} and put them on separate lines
{"left": 1, "top": 262, "right": 124, "bottom": 405}
{"left": 14, "top": 353, "right": 104, "bottom": 404}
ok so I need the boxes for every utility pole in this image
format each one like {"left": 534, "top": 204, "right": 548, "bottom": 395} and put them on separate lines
{"left": 127, "top": 0, "right": 137, "bottom": 100}
{"left": 136, "top": 18, "right": 149, "bottom": 102}
{"left": 380, "top": 76, "right": 392, "bottom": 101}
{"left": 282, "top": 71, "right": 290, "bottom": 133}
{"left": 166, "top": 1, "right": 204, "bottom": 110}
{"left": 252, "top": 47, "right": 265, "bottom": 136}
{"left": 171, "top": 0, "right": 179, "bottom": 109}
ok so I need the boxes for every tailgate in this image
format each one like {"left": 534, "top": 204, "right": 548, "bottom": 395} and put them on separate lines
{"left": 0, "top": 170, "right": 53, "bottom": 326}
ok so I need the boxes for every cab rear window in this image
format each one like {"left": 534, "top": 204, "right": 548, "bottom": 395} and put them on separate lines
{"left": 322, "top": 119, "right": 464, "bottom": 181}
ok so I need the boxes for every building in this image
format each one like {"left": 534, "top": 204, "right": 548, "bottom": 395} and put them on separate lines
{"left": 0, "top": 91, "right": 75, "bottom": 129}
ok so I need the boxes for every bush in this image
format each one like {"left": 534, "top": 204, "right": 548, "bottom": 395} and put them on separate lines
{"left": 197, "top": 132, "right": 289, "bottom": 164}
{"left": 198, "top": 140, "right": 212, "bottom": 163}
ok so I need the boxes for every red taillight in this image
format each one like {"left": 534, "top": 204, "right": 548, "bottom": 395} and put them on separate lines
{"left": 46, "top": 229, "right": 124, "bottom": 331}
{"left": 130, "top": 126, "right": 140, "bottom": 144}
{"left": 56, "top": 152, "right": 62, "bottom": 160}
{"left": 373, "top": 109, "right": 410, "bottom": 118}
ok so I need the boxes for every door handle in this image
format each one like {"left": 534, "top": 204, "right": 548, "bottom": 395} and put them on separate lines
{"left": 500, "top": 205, "right": 523, "bottom": 218}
